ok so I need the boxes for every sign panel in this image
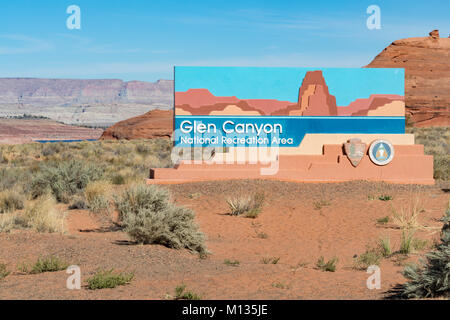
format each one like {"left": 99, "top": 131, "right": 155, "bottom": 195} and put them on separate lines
{"left": 174, "top": 67, "right": 405, "bottom": 148}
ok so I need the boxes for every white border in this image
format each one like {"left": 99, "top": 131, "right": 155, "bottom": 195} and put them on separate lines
{"left": 369, "top": 139, "right": 395, "bottom": 166}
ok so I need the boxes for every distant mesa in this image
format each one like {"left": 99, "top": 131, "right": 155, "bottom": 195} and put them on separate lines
{"left": 365, "top": 29, "right": 450, "bottom": 126}
{"left": 175, "top": 70, "right": 404, "bottom": 117}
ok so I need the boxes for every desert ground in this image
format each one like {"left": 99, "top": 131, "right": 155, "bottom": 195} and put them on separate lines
{"left": 0, "top": 117, "right": 103, "bottom": 144}
{"left": 0, "top": 127, "right": 448, "bottom": 300}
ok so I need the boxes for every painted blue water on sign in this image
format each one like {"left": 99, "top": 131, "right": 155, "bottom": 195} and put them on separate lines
{"left": 174, "top": 116, "right": 405, "bottom": 148}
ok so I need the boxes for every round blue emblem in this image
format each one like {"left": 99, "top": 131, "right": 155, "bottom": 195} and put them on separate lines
{"left": 369, "top": 140, "right": 394, "bottom": 165}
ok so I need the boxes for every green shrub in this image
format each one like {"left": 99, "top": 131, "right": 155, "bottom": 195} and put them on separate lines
{"left": 399, "top": 229, "right": 415, "bottom": 254}
{"left": 174, "top": 284, "right": 201, "bottom": 300}
{"left": 115, "top": 184, "right": 170, "bottom": 223}
{"left": 399, "top": 204, "right": 450, "bottom": 298}
{"left": 116, "top": 185, "right": 207, "bottom": 255}
{"left": 111, "top": 173, "right": 126, "bottom": 185}
{"left": 316, "top": 256, "right": 338, "bottom": 272}
{"left": 0, "top": 168, "right": 32, "bottom": 192}
{"left": 84, "top": 181, "right": 111, "bottom": 214}
{"left": 377, "top": 216, "right": 390, "bottom": 225}
{"left": 136, "top": 144, "right": 151, "bottom": 155}
{"left": 30, "top": 160, "right": 104, "bottom": 203}
{"left": 379, "top": 237, "right": 392, "bottom": 257}
{"left": 19, "top": 255, "right": 69, "bottom": 274}
{"left": 407, "top": 127, "right": 449, "bottom": 181}
{"left": 0, "top": 191, "right": 25, "bottom": 213}
{"left": 354, "top": 247, "right": 383, "bottom": 270}
{"left": 224, "top": 259, "right": 240, "bottom": 267}
{"left": 0, "top": 263, "right": 10, "bottom": 280}
{"left": 378, "top": 195, "right": 393, "bottom": 201}
{"left": 86, "top": 269, "right": 134, "bottom": 290}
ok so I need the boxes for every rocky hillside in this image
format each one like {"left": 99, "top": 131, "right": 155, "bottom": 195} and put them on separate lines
{"left": 0, "top": 78, "right": 173, "bottom": 127}
{"left": 100, "top": 109, "right": 172, "bottom": 140}
{"left": 365, "top": 30, "right": 450, "bottom": 126}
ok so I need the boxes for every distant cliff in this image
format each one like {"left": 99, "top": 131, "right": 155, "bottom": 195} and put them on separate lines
{"left": 365, "top": 30, "right": 450, "bottom": 126}
{"left": 0, "top": 78, "right": 173, "bottom": 126}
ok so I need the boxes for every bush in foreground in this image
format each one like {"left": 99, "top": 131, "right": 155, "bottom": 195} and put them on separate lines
{"left": 86, "top": 269, "right": 134, "bottom": 290}
{"left": 116, "top": 185, "right": 207, "bottom": 255}
{"left": 84, "top": 181, "right": 111, "bottom": 214}
{"left": 18, "top": 255, "right": 69, "bottom": 274}
{"left": 30, "top": 160, "right": 104, "bottom": 203}
{"left": 399, "top": 203, "right": 450, "bottom": 298}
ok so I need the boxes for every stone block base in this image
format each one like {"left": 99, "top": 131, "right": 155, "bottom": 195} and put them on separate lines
{"left": 147, "top": 144, "right": 434, "bottom": 185}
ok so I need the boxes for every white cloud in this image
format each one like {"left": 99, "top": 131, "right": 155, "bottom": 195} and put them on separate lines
{"left": 0, "top": 34, "right": 53, "bottom": 54}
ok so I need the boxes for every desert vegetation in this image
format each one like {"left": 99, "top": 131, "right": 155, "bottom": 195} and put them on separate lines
{"left": 86, "top": 269, "right": 135, "bottom": 290}
{"left": 18, "top": 255, "right": 69, "bottom": 274}
{"left": 226, "top": 191, "right": 265, "bottom": 218}
{"left": 172, "top": 283, "right": 201, "bottom": 300}
{"left": 116, "top": 184, "right": 207, "bottom": 255}
{"left": 394, "top": 202, "right": 450, "bottom": 299}
{"left": 0, "top": 139, "right": 172, "bottom": 234}
{"left": 407, "top": 126, "right": 449, "bottom": 180}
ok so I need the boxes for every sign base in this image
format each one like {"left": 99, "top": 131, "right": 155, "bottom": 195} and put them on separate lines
{"left": 148, "top": 144, "right": 434, "bottom": 185}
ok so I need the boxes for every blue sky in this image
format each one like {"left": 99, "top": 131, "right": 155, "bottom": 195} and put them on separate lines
{"left": 0, "top": 0, "right": 449, "bottom": 82}
{"left": 175, "top": 67, "right": 404, "bottom": 105}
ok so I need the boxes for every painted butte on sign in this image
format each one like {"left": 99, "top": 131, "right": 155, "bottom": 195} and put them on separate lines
{"left": 148, "top": 67, "right": 434, "bottom": 185}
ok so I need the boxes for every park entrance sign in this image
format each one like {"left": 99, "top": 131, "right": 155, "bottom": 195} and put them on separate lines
{"left": 148, "top": 67, "right": 434, "bottom": 184}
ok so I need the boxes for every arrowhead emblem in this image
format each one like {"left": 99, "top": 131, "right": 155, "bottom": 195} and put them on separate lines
{"left": 344, "top": 138, "right": 367, "bottom": 167}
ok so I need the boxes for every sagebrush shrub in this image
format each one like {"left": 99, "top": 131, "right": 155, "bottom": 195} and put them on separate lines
{"left": 116, "top": 185, "right": 207, "bottom": 254}
{"left": 0, "top": 190, "right": 25, "bottom": 213}
{"left": 30, "top": 160, "right": 104, "bottom": 203}
{"left": 115, "top": 184, "right": 170, "bottom": 223}
{"left": 84, "top": 181, "right": 111, "bottom": 214}
{"left": 400, "top": 204, "right": 450, "bottom": 298}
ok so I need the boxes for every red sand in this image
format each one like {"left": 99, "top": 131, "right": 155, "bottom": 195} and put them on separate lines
{"left": 0, "top": 180, "right": 448, "bottom": 300}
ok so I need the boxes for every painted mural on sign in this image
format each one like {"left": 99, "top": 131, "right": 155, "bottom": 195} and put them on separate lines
{"left": 174, "top": 67, "right": 405, "bottom": 148}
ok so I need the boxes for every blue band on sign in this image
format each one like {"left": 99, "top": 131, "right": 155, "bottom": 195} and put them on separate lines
{"left": 174, "top": 116, "right": 405, "bottom": 148}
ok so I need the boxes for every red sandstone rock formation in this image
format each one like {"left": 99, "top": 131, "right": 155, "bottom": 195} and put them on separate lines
{"left": 175, "top": 88, "right": 294, "bottom": 115}
{"left": 297, "top": 71, "right": 338, "bottom": 116}
{"left": 100, "top": 109, "right": 172, "bottom": 140}
{"left": 337, "top": 94, "right": 404, "bottom": 116}
{"left": 365, "top": 30, "right": 450, "bottom": 127}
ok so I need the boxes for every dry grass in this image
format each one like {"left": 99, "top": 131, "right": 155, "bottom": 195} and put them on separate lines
{"left": 0, "top": 213, "right": 17, "bottom": 233}
{"left": 226, "top": 191, "right": 265, "bottom": 218}
{"left": 391, "top": 198, "right": 426, "bottom": 232}
{"left": 0, "top": 190, "right": 25, "bottom": 213}
{"left": 21, "top": 196, "right": 66, "bottom": 233}
{"left": 407, "top": 126, "right": 449, "bottom": 181}
{"left": 84, "top": 181, "right": 112, "bottom": 214}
